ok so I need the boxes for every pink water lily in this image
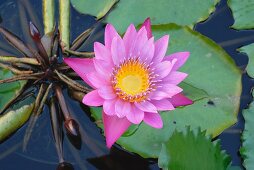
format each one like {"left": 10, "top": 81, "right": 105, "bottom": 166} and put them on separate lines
{"left": 64, "top": 18, "right": 193, "bottom": 148}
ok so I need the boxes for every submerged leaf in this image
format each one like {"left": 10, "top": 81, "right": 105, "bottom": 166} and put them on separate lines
{"left": 0, "top": 103, "right": 34, "bottom": 143}
{"left": 158, "top": 127, "right": 231, "bottom": 170}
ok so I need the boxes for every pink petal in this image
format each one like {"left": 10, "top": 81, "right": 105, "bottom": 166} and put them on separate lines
{"left": 115, "top": 99, "right": 131, "bottom": 118}
{"left": 105, "top": 24, "right": 120, "bottom": 49}
{"left": 93, "top": 59, "right": 112, "bottom": 80}
{"left": 152, "top": 99, "right": 175, "bottom": 111}
{"left": 94, "top": 42, "right": 112, "bottom": 63}
{"left": 103, "top": 99, "right": 117, "bottom": 116}
{"left": 98, "top": 86, "right": 117, "bottom": 99}
{"left": 111, "top": 37, "right": 126, "bottom": 65}
{"left": 64, "top": 58, "right": 95, "bottom": 88}
{"left": 103, "top": 112, "right": 131, "bottom": 148}
{"left": 160, "top": 84, "right": 183, "bottom": 97}
{"left": 141, "top": 18, "right": 152, "bottom": 38}
{"left": 164, "top": 52, "right": 190, "bottom": 71}
{"left": 163, "top": 71, "right": 188, "bottom": 85}
{"left": 149, "top": 91, "right": 169, "bottom": 100}
{"left": 86, "top": 72, "right": 110, "bottom": 89}
{"left": 152, "top": 35, "right": 169, "bottom": 63}
{"left": 123, "top": 24, "right": 137, "bottom": 56}
{"left": 82, "top": 90, "right": 104, "bottom": 106}
{"left": 139, "top": 37, "right": 154, "bottom": 63}
{"left": 135, "top": 100, "right": 157, "bottom": 113}
{"left": 169, "top": 93, "right": 193, "bottom": 107}
{"left": 155, "top": 61, "right": 173, "bottom": 79}
{"left": 126, "top": 105, "right": 144, "bottom": 124}
{"left": 129, "top": 27, "right": 148, "bottom": 58}
{"left": 143, "top": 112, "right": 163, "bottom": 128}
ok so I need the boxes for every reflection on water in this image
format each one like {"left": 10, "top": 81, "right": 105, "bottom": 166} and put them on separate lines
{"left": 0, "top": 0, "right": 254, "bottom": 169}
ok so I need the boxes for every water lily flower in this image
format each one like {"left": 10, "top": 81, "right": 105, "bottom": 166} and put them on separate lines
{"left": 64, "top": 18, "right": 193, "bottom": 148}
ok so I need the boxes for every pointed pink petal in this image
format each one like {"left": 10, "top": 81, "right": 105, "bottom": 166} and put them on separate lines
{"left": 126, "top": 105, "right": 144, "bottom": 124}
{"left": 111, "top": 37, "right": 126, "bottom": 65}
{"left": 94, "top": 42, "right": 112, "bottom": 63}
{"left": 123, "top": 24, "right": 137, "bottom": 56}
{"left": 135, "top": 100, "right": 157, "bottom": 113}
{"left": 155, "top": 61, "right": 173, "bottom": 79}
{"left": 168, "top": 93, "right": 193, "bottom": 107}
{"left": 64, "top": 58, "right": 96, "bottom": 88}
{"left": 152, "top": 99, "right": 175, "bottom": 111}
{"left": 93, "top": 59, "right": 112, "bottom": 80}
{"left": 163, "top": 71, "right": 188, "bottom": 85}
{"left": 139, "top": 37, "right": 154, "bottom": 63}
{"left": 105, "top": 24, "right": 120, "bottom": 49}
{"left": 164, "top": 52, "right": 190, "bottom": 71}
{"left": 103, "top": 99, "right": 117, "bottom": 116}
{"left": 143, "top": 112, "right": 163, "bottom": 128}
{"left": 130, "top": 27, "right": 148, "bottom": 58}
{"left": 82, "top": 90, "right": 104, "bottom": 106}
{"left": 103, "top": 112, "right": 131, "bottom": 148}
{"left": 160, "top": 84, "right": 183, "bottom": 97}
{"left": 141, "top": 18, "right": 152, "bottom": 38}
{"left": 149, "top": 91, "right": 168, "bottom": 100}
{"left": 98, "top": 86, "right": 117, "bottom": 99}
{"left": 115, "top": 99, "right": 131, "bottom": 118}
{"left": 152, "top": 35, "right": 169, "bottom": 63}
{"left": 86, "top": 72, "right": 110, "bottom": 88}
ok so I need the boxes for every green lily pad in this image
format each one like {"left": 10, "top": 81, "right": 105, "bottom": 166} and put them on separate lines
{"left": 239, "top": 43, "right": 254, "bottom": 78}
{"left": 90, "top": 24, "right": 241, "bottom": 158}
{"left": 0, "top": 103, "right": 34, "bottom": 142}
{"left": 240, "top": 92, "right": 254, "bottom": 170}
{"left": 105, "top": 0, "right": 219, "bottom": 33}
{"left": 158, "top": 128, "right": 231, "bottom": 170}
{"left": 71, "top": 0, "right": 118, "bottom": 19}
{"left": 228, "top": 0, "right": 254, "bottom": 29}
{"left": 0, "top": 68, "right": 26, "bottom": 112}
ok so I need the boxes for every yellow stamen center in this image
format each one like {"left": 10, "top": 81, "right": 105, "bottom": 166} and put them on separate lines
{"left": 112, "top": 58, "right": 154, "bottom": 102}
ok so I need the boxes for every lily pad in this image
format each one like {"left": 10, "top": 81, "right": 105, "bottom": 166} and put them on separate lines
{"left": 105, "top": 0, "right": 219, "bottom": 33}
{"left": 158, "top": 128, "right": 231, "bottom": 170}
{"left": 239, "top": 43, "right": 254, "bottom": 78}
{"left": 0, "top": 103, "right": 34, "bottom": 142}
{"left": 228, "top": 0, "right": 254, "bottom": 29}
{"left": 240, "top": 92, "right": 254, "bottom": 170}
{"left": 71, "top": 0, "right": 118, "bottom": 19}
{"left": 90, "top": 24, "right": 241, "bottom": 157}
{"left": 0, "top": 68, "right": 26, "bottom": 112}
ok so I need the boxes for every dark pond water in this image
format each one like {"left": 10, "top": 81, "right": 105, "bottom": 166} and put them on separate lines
{"left": 0, "top": 0, "right": 254, "bottom": 169}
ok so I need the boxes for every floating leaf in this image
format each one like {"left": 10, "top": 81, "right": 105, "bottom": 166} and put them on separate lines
{"left": 0, "top": 103, "right": 34, "bottom": 142}
{"left": 71, "top": 0, "right": 118, "bottom": 19}
{"left": 105, "top": 0, "right": 219, "bottom": 33}
{"left": 239, "top": 43, "right": 254, "bottom": 78}
{"left": 158, "top": 128, "right": 231, "bottom": 170}
{"left": 0, "top": 68, "right": 26, "bottom": 112}
{"left": 91, "top": 24, "right": 241, "bottom": 157}
{"left": 228, "top": 0, "right": 254, "bottom": 29}
{"left": 241, "top": 92, "right": 254, "bottom": 170}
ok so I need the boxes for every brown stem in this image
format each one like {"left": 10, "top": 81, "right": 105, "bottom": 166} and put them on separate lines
{"left": 64, "top": 49, "right": 94, "bottom": 58}
{"left": 55, "top": 70, "right": 90, "bottom": 93}
{"left": 70, "top": 28, "right": 92, "bottom": 51}
{"left": 0, "top": 73, "right": 43, "bottom": 84}
{"left": 0, "top": 56, "right": 40, "bottom": 65}
{"left": 50, "top": 97, "right": 64, "bottom": 163}
{"left": 23, "top": 83, "right": 52, "bottom": 150}
{"left": 0, "top": 27, "right": 33, "bottom": 58}
{"left": 0, "top": 63, "right": 33, "bottom": 75}
{"left": 55, "top": 85, "right": 70, "bottom": 119}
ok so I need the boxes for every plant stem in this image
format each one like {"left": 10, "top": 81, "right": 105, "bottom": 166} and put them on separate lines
{"left": 70, "top": 28, "right": 92, "bottom": 51}
{"left": 59, "top": 0, "right": 70, "bottom": 49}
{"left": 64, "top": 49, "right": 94, "bottom": 58}
{"left": 43, "top": 0, "right": 55, "bottom": 34}
{"left": 0, "top": 63, "right": 33, "bottom": 75}
{"left": 0, "top": 56, "right": 40, "bottom": 65}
